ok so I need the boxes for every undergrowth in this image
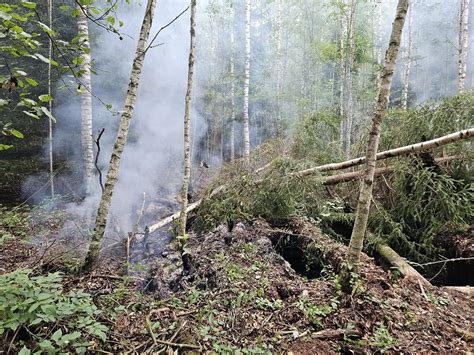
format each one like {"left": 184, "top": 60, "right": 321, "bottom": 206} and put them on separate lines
{"left": 0, "top": 269, "right": 109, "bottom": 354}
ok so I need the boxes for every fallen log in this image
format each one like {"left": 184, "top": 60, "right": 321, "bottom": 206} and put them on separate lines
{"left": 321, "top": 155, "right": 459, "bottom": 185}
{"left": 148, "top": 199, "right": 202, "bottom": 233}
{"left": 444, "top": 286, "right": 473, "bottom": 296}
{"left": 297, "top": 128, "right": 473, "bottom": 175}
{"left": 147, "top": 130, "right": 471, "bottom": 231}
{"left": 376, "top": 243, "right": 431, "bottom": 287}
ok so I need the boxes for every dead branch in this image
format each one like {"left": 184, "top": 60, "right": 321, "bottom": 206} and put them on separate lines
{"left": 94, "top": 128, "right": 105, "bottom": 192}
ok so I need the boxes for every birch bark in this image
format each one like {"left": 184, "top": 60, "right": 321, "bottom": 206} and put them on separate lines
{"left": 83, "top": 0, "right": 157, "bottom": 271}
{"left": 458, "top": 0, "right": 470, "bottom": 92}
{"left": 230, "top": 4, "right": 236, "bottom": 162}
{"left": 48, "top": 0, "right": 54, "bottom": 197}
{"left": 178, "top": 0, "right": 197, "bottom": 238}
{"left": 77, "top": 7, "right": 95, "bottom": 194}
{"left": 243, "top": 0, "right": 251, "bottom": 159}
{"left": 401, "top": 6, "right": 413, "bottom": 109}
{"left": 345, "top": 0, "right": 410, "bottom": 272}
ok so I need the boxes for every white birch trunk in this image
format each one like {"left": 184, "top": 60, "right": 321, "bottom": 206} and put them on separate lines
{"left": 230, "top": 5, "right": 236, "bottom": 162}
{"left": 48, "top": 0, "right": 54, "bottom": 197}
{"left": 243, "top": 0, "right": 251, "bottom": 159}
{"left": 458, "top": 0, "right": 470, "bottom": 93}
{"left": 401, "top": 6, "right": 413, "bottom": 110}
{"left": 345, "top": 0, "right": 410, "bottom": 271}
{"left": 77, "top": 7, "right": 95, "bottom": 194}
{"left": 178, "top": 0, "right": 197, "bottom": 238}
{"left": 83, "top": 0, "right": 157, "bottom": 271}
{"left": 342, "top": 0, "right": 356, "bottom": 159}
{"left": 275, "top": 0, "right": 282, "bottom": 136}
{"left": 339, "top": 14, "right": 346, "bottom": 154}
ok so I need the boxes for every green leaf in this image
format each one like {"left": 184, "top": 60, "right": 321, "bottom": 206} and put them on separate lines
{"left": 22, "top": 111, "right": 40, "bottom": 119}
{"left": 51, "top": 329, "right": 62, "bottom": 342}
{"left": 0, "top": 144, "right": 13, "bottom": 151}
{"left": 20, "top": 1, "right": 37, "bottom": 9}
{"left": 9, "top": 129, "right": 24, "bottom": 139}
{"left": 19, "top": 346, "right": 31, "bottom": 355}
{"left": 34, "top": 53, "right": 58, "bottom": 66}
{"left": 38, "top": 94, "right": 52, "bottom": 103}
{"left": 25, "top": 78, "right": 38, "bottom": 86}
{"left": 40, "top": 107, "right": 56, "bottom": 123}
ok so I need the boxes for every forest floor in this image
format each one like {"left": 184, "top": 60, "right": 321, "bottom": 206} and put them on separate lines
{"left": 0, "top": 205, "right": 473, "bottom": 353}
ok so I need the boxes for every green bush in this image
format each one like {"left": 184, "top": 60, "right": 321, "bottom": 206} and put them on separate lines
{"left": 291, "top": 109, "right": 341, "bottom": 164}
{"left": 368, "top": 161, "right": 473, "bottom": 269}
{"left": 0, "top": 269, "right": 108, "bottom": 353}
{"left": 195, "top": 156, "right": 326, "bottom": 232}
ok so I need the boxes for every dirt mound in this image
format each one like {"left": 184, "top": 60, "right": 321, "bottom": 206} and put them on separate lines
{"left": 128, "top": 218, "right": 473, "bottom": 353}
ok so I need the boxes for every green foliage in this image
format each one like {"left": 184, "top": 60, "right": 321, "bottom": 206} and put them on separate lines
{"left": 0, "top": 205, "right": 29, "bottom": 243}
{"left": 291, "top": 110, "right": 341, "bottom": 164}
{"left": 369, "top": 324, "right": 397, "bottom": 352}
{"left": 0, "top": 269, "right": 108, "bottom": 353}
{"left": 368, "top": 161, "right": 473, "bottom": 271}
{"left": 195, "top": 149, "right": 327, "bottom": 232}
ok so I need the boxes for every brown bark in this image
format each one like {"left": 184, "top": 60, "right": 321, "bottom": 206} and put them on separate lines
{"left": 178, "top": 0, "right": 197, "bottom": 238}
{"left": 345, "top": 0, "right": 410, "bottom": 271}
{"left": 82, "top": 0, "right": 157, "bottom": 271}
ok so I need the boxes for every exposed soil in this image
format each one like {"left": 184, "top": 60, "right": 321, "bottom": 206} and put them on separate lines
{"left": 1, "top": 209, "right": 473, "bottom": 353}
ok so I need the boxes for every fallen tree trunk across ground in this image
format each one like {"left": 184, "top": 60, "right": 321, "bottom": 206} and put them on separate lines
{"left": 297, "top": 128, "right": 473, "bottom": 175}
{"left": 376, "top": 243, "right": 431, "bottom": 287}
{"left": 147, "top": 130, "right": 472, "bottom": 232}
{"left": 321, "top": 155, "right": 459, "bottom": 185}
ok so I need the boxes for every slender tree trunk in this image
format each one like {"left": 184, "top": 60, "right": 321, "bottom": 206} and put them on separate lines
{"left": 458, "top": 0, "right": 470, "bottom": 92}
{"left": 82, "top": 0, "right": 157, "bottom": 271}
{"left": 345, "top": 0, "right": 409, "bottom": 274}
{"left": 230, "top": 5, "right": 236, "bottom": 162}
{"left": 243, "top": 0, "right": 251, "bottom": 159}
{"left": 48, "top": 0, "right": 54, "bottom": 197}
{"left": 178, "top": 0, "right": 197, "bottom": 238}
{"left": 339, "top": 14, "right": 346, "bottom": 155}
{"left": 275, "top": 0, "right": 282, "bottom": 136}
{"left": 401, "top": 6, "right": 413, "bottom": 109}
{"left": 77, "top": 7, "right": 95, "bottom": 194}
{"left": 342, "top": 0, "right": 356, "bottom": 159}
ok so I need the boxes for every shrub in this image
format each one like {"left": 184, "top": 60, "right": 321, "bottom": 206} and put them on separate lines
{"left": 0, "top": 269, "right": 108, "bottom": 353}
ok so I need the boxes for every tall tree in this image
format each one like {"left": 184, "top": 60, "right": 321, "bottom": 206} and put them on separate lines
{"left": 77, "top": 6, "right": 95, "bottom": 194}
{"left": 401, "top": 5, "right": 413, "bottom": 110}
{"left": 229, "top": 2, "right": 236, "bottom": 162}
{"left": 344, "top": 0, "right": 410, "bottom": 275}
{"left": 341, "top": 0, "right": 356, "bottom": 158}
{"left": 243, "top": 0, "right": 251, "bottom": 159}
{"left": 48, "top": 0, "right": 54, "bottom": 197}
{"left": 178, "top": 0, "right": 197, "bottom": 238}
{"left": 83, "top": 0, "right": 157, "bottom": 271}
{"left": 458, "top": 0, "right": 470, "bottom": 92}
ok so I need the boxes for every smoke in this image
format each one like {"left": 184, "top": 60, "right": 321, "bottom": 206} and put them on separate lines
{"left": 24, "top": 0, "right": 209, "bottom": 245}
{"left": 385, "top": 0, "right": 462, "bottom": 105}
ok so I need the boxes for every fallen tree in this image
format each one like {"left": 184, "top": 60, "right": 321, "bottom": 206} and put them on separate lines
{"left": 376, "top": 243, "right": 431, "bottom": 287}
{"left": 321, "top": 155, "right": 459, "bottom": 185}
{"left": 297, "top": 128, "right": 473, "bottom": 176}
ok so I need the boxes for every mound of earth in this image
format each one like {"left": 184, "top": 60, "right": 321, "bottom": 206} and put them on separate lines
{"left": 116, "top": 218, "right": 472, "bottom": 353}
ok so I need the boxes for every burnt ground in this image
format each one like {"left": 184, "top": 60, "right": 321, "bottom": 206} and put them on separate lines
{"left": 0, "top": 207, "right": 473, "bottom": 353}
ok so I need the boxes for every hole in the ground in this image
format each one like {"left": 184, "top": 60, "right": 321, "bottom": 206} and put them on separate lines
{"left": 269, "top": 232, "right": 322, "bottom": 279}
{"left": 321, "top": 218, "right": 353, "bottom": 241}
{"left": 429, "top": 258, "right": 474, "bottom": 286}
